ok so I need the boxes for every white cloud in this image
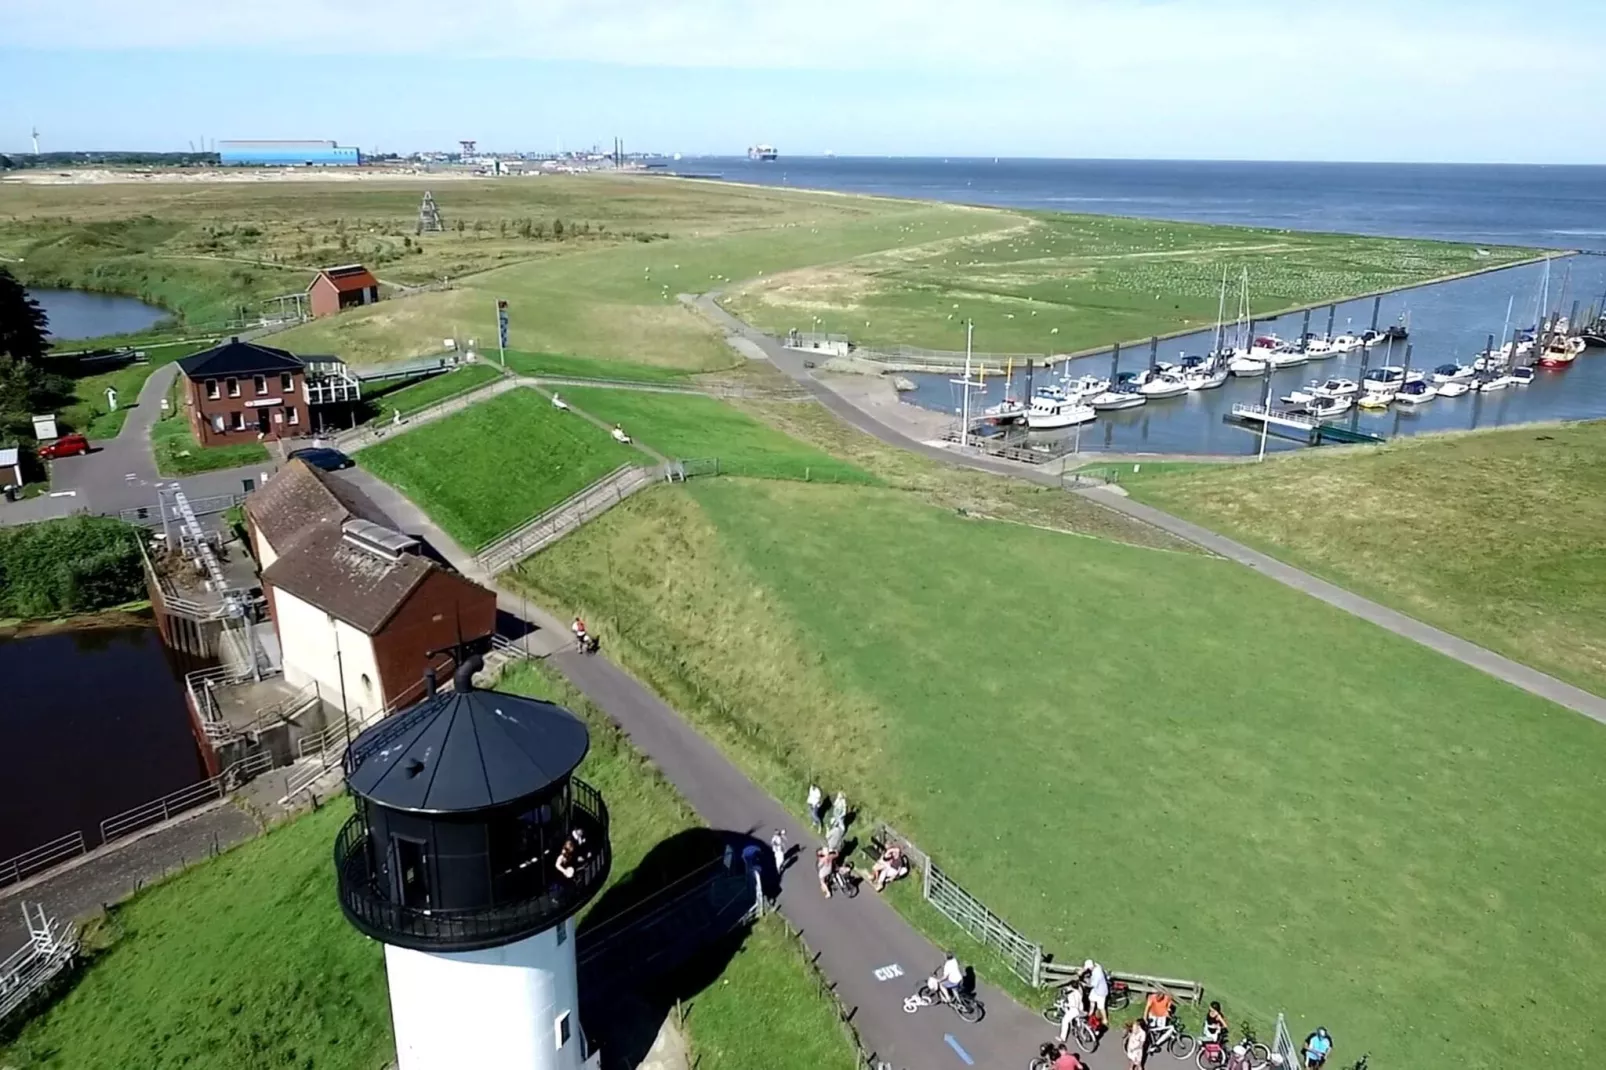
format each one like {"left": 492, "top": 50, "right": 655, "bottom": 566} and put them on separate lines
{"left": 3, "top": 0, "right": 1563, "bottom": 79}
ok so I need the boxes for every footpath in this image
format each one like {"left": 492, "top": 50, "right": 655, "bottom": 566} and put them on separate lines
{"left": 331, "top": 465, "right": 1101, "bottom": 1070}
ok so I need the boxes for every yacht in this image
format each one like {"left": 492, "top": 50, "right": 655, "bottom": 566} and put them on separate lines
{"left": 1088, "top": 383, "right": 1147, "bottom": 410}
{"left": 1394, "top": 380, "right": 1438, "bottom": 405}
{"left": 1184, "top": 363, "right": 1229, "bottom": 390}
{"left": 1476, "top": 375, "right": 1513, "bottom": 391}
{"left": 1510, "top": 366, "right": 1535, "bottom": 385}
{"left": 1358, "top": 329, "right": 1391, "bottom": 348}
{"left": 1301, "top": 337, "right": 1337, "bottom": 360}
{"left": 1307, "top": 395, "right": 1352, "bottom": 419}
{"left": 1032, "top": 383, "right": 1070, "bottom": 402}
{"left": 982, "top": 396, "right": 1027, "bottom": 423}
{"left": 1331, "top": 333, "right": 1364, "bottom": 354}
{"left": 1432, "top": 363, "right": 1476, "bottom": 385}
{"left": 1066, "top": 374, "right": 1110, "bottom": 398}
{"left": 1265, "top": 347, "right": 1309, "bottom": 370}
{"left": 1025, "top": 394, "right": 1097, "bottom": 429}
{"left": 1436, "top": 380, "right": 1472, "bottom": 397}
{"left": 1538, "top": 336, "right": 1585, "bottom": 367}
{"left": 1362, "top": 366, "right": 1408, "bottom": 391}
{"left": 1227, "top": 352, "right": 1269, "bottom": 376}
{"left": 1135, "top": 370, "right": 1189, "bottom": 398}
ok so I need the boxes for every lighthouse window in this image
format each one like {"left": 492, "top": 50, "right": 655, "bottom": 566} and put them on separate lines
{"left": 555, "top": 1011, "right": 571, "bottom": 1050}
{"left": 392, "top": 836, "right": 430, "bottom": 908}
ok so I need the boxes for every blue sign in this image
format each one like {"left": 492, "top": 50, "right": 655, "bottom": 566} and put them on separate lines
{"left": 496, "top": 300, "right": 510, "bottom": 350}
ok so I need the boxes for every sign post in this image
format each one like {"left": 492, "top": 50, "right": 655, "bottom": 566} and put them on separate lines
{"left": 495, "top": 299, "right": 510, "bottom": 368}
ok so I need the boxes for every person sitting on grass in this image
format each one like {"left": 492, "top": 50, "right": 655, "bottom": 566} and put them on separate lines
{"left": 611, "top": 423, "right": 632, "bottom": 444}
{"left": 869, "top": 844, "right": 909, "bottom": 891}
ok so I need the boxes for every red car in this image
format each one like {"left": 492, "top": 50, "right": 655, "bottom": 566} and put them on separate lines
{"left": 38, "top": 433, "right": 91, "bottom": 460}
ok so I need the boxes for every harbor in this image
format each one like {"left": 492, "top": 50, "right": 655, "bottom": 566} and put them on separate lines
{"left": 894, "top": 255, "right": 1606, "bottom": 457}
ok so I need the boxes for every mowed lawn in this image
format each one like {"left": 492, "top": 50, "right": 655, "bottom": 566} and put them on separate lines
{"left": 511, "top": 478, "right": 1606, "bottom": 1070}
{"left": 362, "top": 361, "right": 501, "bottom": 422}
{"left": 1125, "top": 421, "right": 1606, "bottom": 698}
{"left": 3, "top": 661, "right": 856, "bottom": 1070}
{"left": 358, "top": 388, "right": 643, "bottom": 549}
{"left": 557, "top": 387, "right": 874, "bottom": 483}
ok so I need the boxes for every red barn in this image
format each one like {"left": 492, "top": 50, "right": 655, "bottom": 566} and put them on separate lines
{"left": 307, "top": 264, "right": 381, "bottom": 318}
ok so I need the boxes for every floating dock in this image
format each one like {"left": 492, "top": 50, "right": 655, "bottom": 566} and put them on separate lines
{"left": 1225, "top": 403, "right": 1386, "bottom": 447}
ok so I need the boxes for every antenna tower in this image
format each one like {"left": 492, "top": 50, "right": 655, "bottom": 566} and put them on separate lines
{"left": 459, "top": 139, "right": 477, "bottom": 159}
{"left": 417, "top": 191, "right": 445, "bottom": 235}
{"left": 31, "top": 127, "right": 40, "bottom": 155}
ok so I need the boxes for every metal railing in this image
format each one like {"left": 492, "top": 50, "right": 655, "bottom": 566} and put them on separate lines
{"left": 99, "top": 751, "right": 273, "bottom": 843}
{"left": 119, "top": 492, "right": 245, "bottom": 528}
{"left": 1273, "top": 1014, "right": 1301, "bottom": 1069}
{"left": 0, "top": 833, "right": 88, "bottom": 891}
{"left": 329, "top": 375, "right": 516, "bottom": 454}
{"left": 0, "top": 903, "right": 78, "bottom": 1024}
{"left": 335, "top": 780, "right": 611, "bottom": 952}
{"left": 474, "top": 464, "right": 659, "bottom": 572}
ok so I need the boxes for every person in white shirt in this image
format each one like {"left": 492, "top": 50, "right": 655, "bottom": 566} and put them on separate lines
{"left": 938, "top": 953, "right": 965, "bottom": 1000}
{"left": 806, "top": 784, "right": 824, "bottom": 831}
{"left": 1083, "top": 959, "right": 1110, "bottom": 1024}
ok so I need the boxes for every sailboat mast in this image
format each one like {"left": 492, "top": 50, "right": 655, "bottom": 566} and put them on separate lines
{"left": 961, "top": 320, "right": 974, "bottom": 449}
{"left": 1213, "top": 267, "right": 1228, "bottom": 359}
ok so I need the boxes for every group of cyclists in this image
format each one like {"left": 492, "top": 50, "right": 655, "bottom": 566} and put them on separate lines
{"left": 1034, "top": 959, "right": 1337, "bottom": 1070}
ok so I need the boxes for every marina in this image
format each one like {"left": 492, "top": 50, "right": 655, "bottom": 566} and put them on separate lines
{"left": 898, "top": 255, "right": 1606, "bottom": 457}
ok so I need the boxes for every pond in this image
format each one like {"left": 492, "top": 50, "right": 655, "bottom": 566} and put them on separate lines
{"left": 898, "top": 255, "right": 1606, "bottom": 456}
{"left": 33, "top": 287, "right": 170, "bottom": 341}
{"left": 0, "top": 623, "right": 209, "bottom": 862}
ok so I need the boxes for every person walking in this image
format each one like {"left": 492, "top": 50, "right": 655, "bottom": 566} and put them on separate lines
{"left": 1124, "top": 1019, "right": 1148, "bottom": 1070}
{"left": 829, "top": 790, "right": 848, "bottom": 830}
{"left": 770, "top": 829, "right": 788, "bottom": 873}
{"left": 825, "top": 819, "right": 846, "bottom": 855}
{"left": 806, "top": 783, "right": 824, "bottom": 832}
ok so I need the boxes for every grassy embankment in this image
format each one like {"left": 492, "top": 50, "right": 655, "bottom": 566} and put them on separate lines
{"left": 725, "top": 210, "right": 1543, "bottom": 354}
{"left": 1120, "top": 419, "right": 1606, "bottom": 699}
{"left": 149, "top": 372, "right": 269, "bottom": 476}
{"left": 496, "top": 459, "right": 1606, "bottom": 1070}
{"left": 1, "top": 661, "right": 858, "bottom": 1070}
{"left": 358, "top": 361, "right": 502, "bottom": 424}
{"left": 357, "top": 388, "right": 644, "bottom": 549}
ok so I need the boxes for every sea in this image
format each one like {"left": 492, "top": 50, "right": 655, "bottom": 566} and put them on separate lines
{"left": 690, "top": 157, "right": 1606, "bottom": 454}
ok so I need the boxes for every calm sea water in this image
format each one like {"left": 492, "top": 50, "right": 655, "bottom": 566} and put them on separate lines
{"left": 33, "top": 288, "right": 168, "bottom": 340}
{"left": 694, "top": 157, "right": 1606, "bottom": 252}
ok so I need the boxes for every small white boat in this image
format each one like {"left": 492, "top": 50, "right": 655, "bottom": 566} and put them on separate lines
{"left": 1136, "top": 371, "right": 1189, "bottom": 398}
{"left": 1357, "top": 391, "right": 1393, "bottom": 409}
{"left": 1266, "top": 348, "right": 1309, "bottom": 369}
{"left": 1032, "top": 383, "right": 1070, "bottom": 402}
{"left": 1395, "top": 380, "right": 1438, "bottom": 405}
{"left": 1307, "top": 395, "right": 1352, "bottom": 419}
{"left": 1362, "top": 366, "right": 1407, "bottom": 391}
{"left": 1432, "top": 363, "right": 1476, "bottom": 385}
{"left": 1088, "top": 385, "right": 1147, "bottom": 411}
{"left": 1228, "top": 353, "right": 1268, "bottom": 376}
{"left": 1359, "top": 329, "right": 1389, "bottom": 348}
{"left": 1184, "top": 364, "right": 1229, "bottom": 390}
{"left": 1331, "top": 333, "right": 1363, "bottom": 354}
{"left": 1476, "top": 375, "right": 1512, "bottom": 392}
{"left": 1065, "top": 374, "right": 1110, "bottom": 398}
{"left": 1436, "top": 380, "right": 1472, "bottom": 397}
{"left": 1312, "top": 377, "right": 1359, "bottom": 397}
{"left": 1302, "top": 338, "right": 1337, "bottom": 360}
{"left": 1026, "top": 395, "right": 1098, "bottom": 429}
{"left": 983, "top": 397, "right": 1027, "bottom": 422}
{"left": 1510, "top": 366, "right": 1535, "bottom": 385}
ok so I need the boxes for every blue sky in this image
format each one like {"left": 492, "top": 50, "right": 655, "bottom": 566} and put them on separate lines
{"left": 4, "top": 0, "right": 1603, "bottom": 163}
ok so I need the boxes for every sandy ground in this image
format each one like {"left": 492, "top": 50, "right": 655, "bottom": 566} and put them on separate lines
{"left": 816, "top": 372, "right": 955, "bottom": 443}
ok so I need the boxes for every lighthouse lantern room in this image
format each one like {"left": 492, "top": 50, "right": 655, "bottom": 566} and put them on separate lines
{"left": 335, "top": 655, "right": 610, "bottom": 1070}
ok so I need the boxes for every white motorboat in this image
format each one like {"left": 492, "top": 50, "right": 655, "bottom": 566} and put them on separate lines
{"left": 1026, "top": 395, "right": 1097, "bottom": 429}
{"left": 1476, "top": 375, "right": 1512, "bottom": 392}
{"left": 1184, "top": 364, "right": 1229, "bottom": 390}
{"left": 1331, "top": 333, "right": 1363, "bottom": 354}
{"left": 1362, "top": 366, "right": 1412, "bottom": 391}
{"left": 1394, "top": 380, "right": 1438, "bottom": 405}
{"left": 1065, "top": 374, "right": 1110, "bottom": 398}
{"left": 983, "top": 396, "right": 1027, "bottom": 423}
{"left": 1312, "top": 377, "right": 1359, "bottom": 397}
{"left": 1432, "top": 363, "right": 1476, "bottom": 385}
{"left": 1136, "top": 371, "right": 1189, "bottom": 398}
{"left": 1357, "top": 391, "right": 1393, "bottom": 409}
{"left": 1032, "top": 383, "right": 1070, "bottom": 402}
{"left": 1088, "top": 384, "right": 1147, "bottom": 411}
{"left": 1227, "top": 352, "right": 1268, "bottom": 376}
{"left": 1266, "top": 348, "right": 1309, "bottom": 370}
{"left": 1281, "top": 389, "right": 1316, "bottom": 406}
{"left": 1358, "top": 329, "right": 1389, "bottom": 348}
{"left": 1510, "top": 366, "right": 1535, "bottom": 385}
{"left": 1436, "top": 380, "right": 1472, "bottom": 397}
{"left": 1302, "top": 338, "right": 1337, "bottom": 360}
{"left": 1307, "top": 395, "right": 1352, "bottom": 419}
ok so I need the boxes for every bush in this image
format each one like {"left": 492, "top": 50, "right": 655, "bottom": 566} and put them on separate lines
{"left": 0, "top": 515, "right": 145, "bottom": 618}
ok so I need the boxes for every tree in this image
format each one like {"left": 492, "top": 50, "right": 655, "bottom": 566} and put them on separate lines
{"left": 0, "top": 267, "right": 49, "bottom": 363}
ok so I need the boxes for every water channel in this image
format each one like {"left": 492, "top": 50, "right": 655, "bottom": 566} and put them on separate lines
{"left": 898, "top": 255, "right": 1606, "bottom": 456}
{"left": 0, "top": 623, "right": 208, "bottom": 861}
{"left": 32, "top": 287, "right": 170, "bottom": 341}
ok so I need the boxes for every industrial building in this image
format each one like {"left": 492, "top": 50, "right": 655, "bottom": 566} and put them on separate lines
{"left": 219, "top": 139, "right": 361, "bottom": 166}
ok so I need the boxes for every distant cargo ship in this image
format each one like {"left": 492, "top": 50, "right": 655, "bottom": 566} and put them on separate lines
{"left": 748, "top": 144, "right": 778, "bottom": 161}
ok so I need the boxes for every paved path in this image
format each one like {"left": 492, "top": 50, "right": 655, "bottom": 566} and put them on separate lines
{"left": 1077, "top": 488, "right": 1606, "bottom": 724}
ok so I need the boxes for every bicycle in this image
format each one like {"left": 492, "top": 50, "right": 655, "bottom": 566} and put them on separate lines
{"left": 828, "top": 862, "right": 859, "bottom": 899}
{"left": 1145, "top": 1017, "right": 1197, "bottom": 1061}
{"left": 902, "top": 978, "right": 984, "bottom": 1023}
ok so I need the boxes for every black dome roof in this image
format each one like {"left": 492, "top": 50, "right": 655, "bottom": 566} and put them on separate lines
{"left": 346, "top": 682, "right": 590, "bottom": 814}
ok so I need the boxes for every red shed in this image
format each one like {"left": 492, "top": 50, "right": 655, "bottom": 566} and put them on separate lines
{"left": 307, "top": 264, "right": 381, "bottom": 318}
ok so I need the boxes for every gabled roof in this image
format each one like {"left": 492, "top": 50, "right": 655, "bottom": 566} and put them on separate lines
{"left": 261, "top": 523, "right": 436, "bottom": 634}
{"left": 308, "top": 264, "right": 379, "bottom": 294}
{"left": 177, "top": 338, "right": 304, "bottom": 379}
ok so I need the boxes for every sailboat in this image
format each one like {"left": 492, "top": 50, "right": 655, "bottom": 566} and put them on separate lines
{"left": 1186, "top": 275, "right": 1232, "bottom": 390}
{"left": 982, "top": 357, "right": 1027, "bottom": 423}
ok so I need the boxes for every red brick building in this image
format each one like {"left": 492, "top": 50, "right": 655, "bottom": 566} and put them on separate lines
{"left": 307, "top": 264, "right": 381, "bottom": 319}
{"left": 176, "top": 338, "right": 309, "bottom": 447}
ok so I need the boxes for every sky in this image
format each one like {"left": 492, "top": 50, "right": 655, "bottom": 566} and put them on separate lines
{"left": 4, "top": 0, "right": 1604, "bottom": 164}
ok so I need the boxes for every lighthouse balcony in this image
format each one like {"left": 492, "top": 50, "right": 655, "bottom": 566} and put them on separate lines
{"left": 335, "top": 778, "right": 611, "bottom": 953}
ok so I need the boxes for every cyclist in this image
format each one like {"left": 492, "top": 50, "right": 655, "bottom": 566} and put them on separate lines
{"left": 1055, "top": 978, "right": 1087, "bottom": 1043}
{"left": 1302, "top": 1028, "right": 1333, "bottom": 1069}
{"left": 571, "top": 616, "right": 589, "bottom": 646}
{"left": 1081, "top": 959, "right": 1110, "bottom": 1026}
{"left": 1203, "top": 1000, "right": 1230, "bottom": 1045}
{"left": 937, "top": 952, "right": 965, "bottom": 1001}
{"left": 1038, "top": 1041, "right": 1085, "bottom": 1070}
{"left": 1145, "top": 987, "right": 1175, "bottom": 1032}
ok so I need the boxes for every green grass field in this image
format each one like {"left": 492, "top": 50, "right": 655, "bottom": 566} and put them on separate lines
{"left": 53, "top": 340, "right": 215, "bottom": 438}
{"left": 357, "top": 387, "right": 643, "bottom": 549}
{"left": 725, "top": 211, "right": 1540, "bottom": 354}
{"left": 502, "top": 349, "right": 699, "bottom": 383}
{"left": 506, "top": 476, "right": 1606, "bottom": 1070}
{"left": 1123, "top": 420, "right": 1606, "bottom": 699}
{"left": 149, "top": 393, "right": 270, "bottom": 476}
{"left": 2, "top": 661, "right": 856, "bottom": 1070}
{"left": 557, "top": 387, "right": 874, "bottom": 484}
{"left": 361, "top": 361, "right": 501, "bottom": 423}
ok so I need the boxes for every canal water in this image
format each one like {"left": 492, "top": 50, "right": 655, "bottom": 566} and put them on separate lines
{"left": 898, "top": 255, "right": 1606, "bottom": 456}
{"left": 33, "top": 288, "right": 169, "bottom": 341}
{"left": 0, "top": 624, "right": 208, "bottom": 861}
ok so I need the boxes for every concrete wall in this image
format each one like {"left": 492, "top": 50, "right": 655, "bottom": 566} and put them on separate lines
{"left": 273, "top": 587, "right": 384, "bottom": 715}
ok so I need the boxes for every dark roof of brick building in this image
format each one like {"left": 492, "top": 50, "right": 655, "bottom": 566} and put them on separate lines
{"left": 242, "top": 459, "right": 379, "bottom": 554}
{"left": 177, "top": 339, "right": 304, "bottom": 379}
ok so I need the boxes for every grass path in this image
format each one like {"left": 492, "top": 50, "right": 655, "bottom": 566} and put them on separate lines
{"left": 510, "top": 477, "right": 1606, "bottom": 1070}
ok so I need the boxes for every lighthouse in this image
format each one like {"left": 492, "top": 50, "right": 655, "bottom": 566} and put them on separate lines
{"left": 334, "top": 655, "right": 611, "bottom": 1070}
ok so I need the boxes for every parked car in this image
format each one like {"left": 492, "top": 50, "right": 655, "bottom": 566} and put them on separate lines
{"left": 37, "top": 433, "right": 91, "bottom": 460}
{"left": 287, "top": 446, "right": 354, "bottom": 472}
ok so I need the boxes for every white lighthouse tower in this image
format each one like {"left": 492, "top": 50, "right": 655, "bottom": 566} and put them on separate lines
{"left": 335, "top": 655, "right": 610, "bottom": 1070}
